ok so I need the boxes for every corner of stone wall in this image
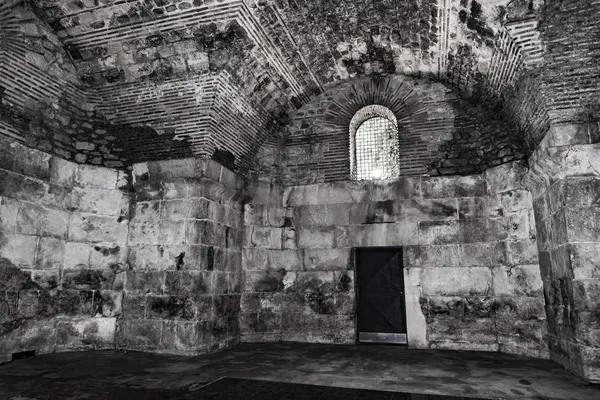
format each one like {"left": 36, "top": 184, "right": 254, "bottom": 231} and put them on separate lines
{"left": 118, "top": 156, "right": 248, "bottom": 355}
{"left": 522, "top": 122, "right": 600, "bottom": 383}
{"left": 0, "top": 137, "right": 129, "bottom": 361}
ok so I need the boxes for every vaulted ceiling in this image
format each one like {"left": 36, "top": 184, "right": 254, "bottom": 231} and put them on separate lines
{"left": 1, "top": 0, "right": 598, "bottom": 170}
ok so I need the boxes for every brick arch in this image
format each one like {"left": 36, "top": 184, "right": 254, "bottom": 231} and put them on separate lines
{"left": 316, "top": 76, "right": 453, "bottom": 178}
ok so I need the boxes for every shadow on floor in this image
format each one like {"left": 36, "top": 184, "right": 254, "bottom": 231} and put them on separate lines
{"left": 0, "top": 342, "right": 598, "bottom": 400}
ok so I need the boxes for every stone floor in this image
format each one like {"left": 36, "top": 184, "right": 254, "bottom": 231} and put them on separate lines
{"left": 0, "top": 342, "right": 599, "bottom": 400}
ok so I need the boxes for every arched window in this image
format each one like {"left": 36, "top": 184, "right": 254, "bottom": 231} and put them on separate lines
{"left": 350, "top": 105, "right": 400, "bottom": 180}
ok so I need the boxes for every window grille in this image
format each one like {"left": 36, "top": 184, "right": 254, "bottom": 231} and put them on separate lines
{"left": 350, "top": 106, "right": 400, "bottom": 181}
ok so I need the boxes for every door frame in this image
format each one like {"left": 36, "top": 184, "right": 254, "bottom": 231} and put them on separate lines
{"left": 352, "top": 246, "right": 408, "bottom": 345}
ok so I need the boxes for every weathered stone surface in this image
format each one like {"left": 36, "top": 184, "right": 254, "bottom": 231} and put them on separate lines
{"left": 75, "top": 165, "right": 118, "bottom": 190}
{"left": 0, "top": 233, "right": 38, "bottom": 268}
{"left": 69, "top": 214, "right": 128, "bottom": 243}
{"left": 304, "top": 249, "right": 350, "bottom": 271}
{"left": 421, "top": 267, "right": 493, "bottom": 296}
{"left": 16, "top": 203, "right": 69, "bottom": 238}
{"left": 422, "top": 176, "right": 486, "bottom": 199}
{"left": 69, "top": 188, "right": 124, "bottom": 216}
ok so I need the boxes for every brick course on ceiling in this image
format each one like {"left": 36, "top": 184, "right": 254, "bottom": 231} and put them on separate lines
{"left": 0, "top": 0, "right": 598, "bottom": 171}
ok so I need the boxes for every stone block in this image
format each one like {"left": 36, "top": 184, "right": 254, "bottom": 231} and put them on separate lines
{"left": 31, "top": 270, "right": 60, "bottom": 289}
{"left": 572, "top": 279, "right": 600, "bottom": 311}
{"left": 420, "top": 296, "right": 465, "bottom": 319}
{"left": 125, "top": 271, "right": 165, "bottom": 293}
{"left": 0, "top": 197, "right": 18, "bottom": 232}
{"left": 0, "top": 142, "right": 51, "bottom": 180}
{"left": 264, "top": 206, "right": 288, "bottom": 228}
{"left": 269, "top": 249, "right": 304, "bottom": 271}
{"left": 186, "top": 220, "right": 226, "bottom": 247}
{"left": 159, "top": 220, "right": 187, "bottom": 245}
{"left": 146, "top": 295, "right": 196, "bottom": 320}
{"left": 422, "top": 175, "right": 486, "bottom": 199}
{"left": 422, "top": 267, "right": 492, "bottom": 296}
{"left": 568, "top": 243, "right": 600, "bottom": 280}
{"left": 497, "top": 320, "right": 548, "bottom": 359}
{"left": 350, "top": 200, "right": 405, "bottom": 225}
{"left": 69, "top": 188, "right": 124, "bottom": 216}
{"left": 487, "top": 213, "right": 531, "bottom": 242}
{"left": 94, "top": 290, "right": 123, "bottom": 317}
{"left": 402, "top": 199, "right": 458, "bottom": 222}
{"left": 128, "top": 245, "right": 187, "bottom": 271}
{"left": 457, "top": 197, "right": 503, "bottom": 219}
{"left": 90, "top": 242, "right": 127, "bottom": 270}
{"left": 35, "top": 237, "right": 65, "bottom": 270}
{"left": 159, "top": 320, "right": 198, "bottom": 353}
{"left": 0, "top": 232, "right": 38, "bottom": 268}
{"left": 506, "top": 239, "right": 539, "bottom": 266}
{"left": 121, "top": 293, "right": 146, "bottom": 320}
{"left": 547, "top": 123, "right": 596, "bottom": 147}
{"left": 164, "top": 271, "right": 210, "bottom": 296}
{"left": 244, "top": 204, "right": 265, "bottom": 226}
{"left": 347, "top": 222, "right": 419, "bottom": 247}
{"left": 316, "top": 182, "right": 371, "bottom": 205}
{"left": 131, "top": 201, "right": 161, "bottom": 224}
{"left": 75, "top": 165, "right": 118, "bottom": 189}
{"left": 245, "top": 226, "right": 282, "bottom": 249}
{"left": 62, "top": 269, "right": 117, "bottom": 290}
{"left": 286, "top": 271, "right": 336, "bottom": 294}
{"left": 418, "top": 219, "right": 491, "bottom": 245}
{"left": 492, "top": 265, "right": 544, "bottom": 297}
{"left": 116, "top": 318, "right": 162, "bottom": 350}
{"left": 369, "top": 178, "right": 421, "bottom": 202}
{"left": 213, "top": 294, "right": 241, "bottom": 318}
{"left": 163, "top": 180, "right": 191, "bottom": 200}
{"left": 294, "top": 204, "right": 350, "bottom": 226}
{"left": 162, "top": 199, "right": 196, "bottom": 221}
{"left": 303, "top": 248, "right": 351, "bottom": 271}
{"left": 134, "top": 181, "right": 164, "bottom": 202}
{"left": 68, "top": 213, "right": 128, "bottom": 243}
{"left": 500, "top": 189, "right": 533, "bottom": 213}
{"left": 485, "top": 161, "right": 527, "bottom": 194}
{"left": 243, "top": 270, "right": 287, "bottom": 293}
{"left": 248, "top": 181, "right": 283, "bottom": 206}
{"left": 561, "top": 177, "right": 600, "bottom": 208}
{"left": 283, "top": 185, "right": 319, "bottom": 206}
{"left": 566, "top": 207, "right": 600, "bottom": 242}
{"left": 16, "top": 203, "right": 69, "bottom": 238}
{"left": 427, "top": 318, "right": 499, "bottom": 351}
{"left": 128, "top": 222, "right": 161, "bottom": 245}
{"left": 495, "top": 296, "right": 546, "bottom": 320}
{"left": 50, "top": 156, "right": 76, "bottom": 185}
{"left": 146, "top": 158, "right": 202, "bottom": 180}
{"left": 242, "top": 248, "right": 269, "bottom": 271}
{"left": 0, "top": 170, "right": 47, "bottom": 204}
{"left": 63, "top": 242, "right": 92, "bottom": 269}
{"left": 296, "top": 226, "right": 336, "bottom": 249}
{"left": 0, "top": 318, "right": 57, "bottom": 354}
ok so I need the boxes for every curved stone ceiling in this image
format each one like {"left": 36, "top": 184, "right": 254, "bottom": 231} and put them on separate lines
{"left": 29, "top": 0, "right": 544, "bottom": 113}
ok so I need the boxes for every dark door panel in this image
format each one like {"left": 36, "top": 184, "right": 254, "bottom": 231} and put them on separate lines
{"left": 355, "top": 248, "right": 407, "bottom": 344}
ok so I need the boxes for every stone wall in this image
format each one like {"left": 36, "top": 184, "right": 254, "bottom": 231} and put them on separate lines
{"left": 0, "top": 136, "right": 129, "bottom": 363}
{"left": 117, "top": 158, "right": 246, "bottom": 355}
{"left": 524, "top": 122, "right": 600, "bottom": 382}
{"left": 241, "top": 162, "right": 548, "bottom": 358}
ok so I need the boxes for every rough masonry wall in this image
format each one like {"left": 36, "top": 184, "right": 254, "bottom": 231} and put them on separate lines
{"left": 253, "top": 76, "right": 529, "bottom": 184}
{"left": 539, "top": 1, "right": 600, "bottom": 124}
{"left": 241, "top": 161, "right": 547, "bottom": 358}
{"left": 0, "top": 136, "right": 129, "bottom": 362}
{"left": 524, "top": 122, "right": 600, "bottom": 382}
{"left": 118, "top": 158, "right": 245, "bottom": 354}
{"left": 94, "top": 72, "right": 276, "bottom": 172}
